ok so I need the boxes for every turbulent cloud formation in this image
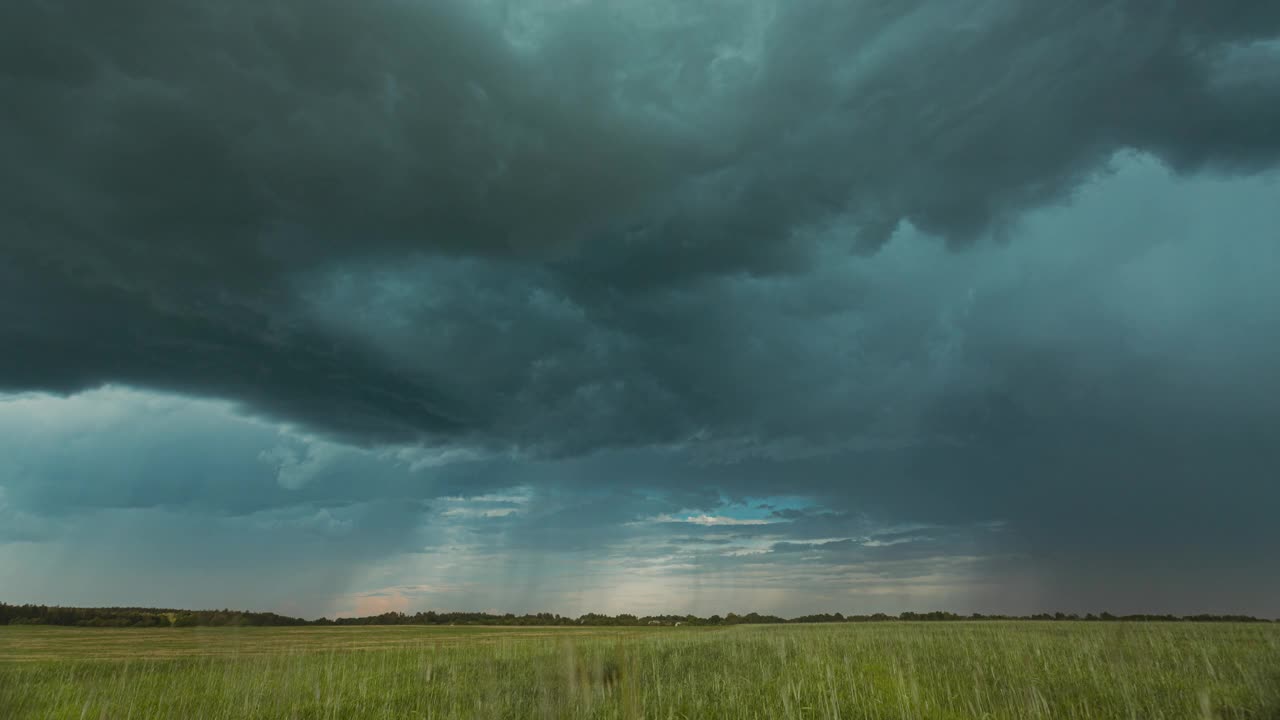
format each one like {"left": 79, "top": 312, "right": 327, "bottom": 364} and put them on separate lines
{"left": 5, "top": 0, "right": 1280, "bottom": 444}
{"left": 2, "top": 0, "right": 1279, "bottom": 616}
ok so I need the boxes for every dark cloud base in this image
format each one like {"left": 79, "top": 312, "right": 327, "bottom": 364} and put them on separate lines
{"left": 3, "top": 0, "right": 1280, "bottom": 447}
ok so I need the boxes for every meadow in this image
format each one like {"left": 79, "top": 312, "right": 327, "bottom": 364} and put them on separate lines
{"left": 2, "top": 622, "right": 1278, "bottom": 719}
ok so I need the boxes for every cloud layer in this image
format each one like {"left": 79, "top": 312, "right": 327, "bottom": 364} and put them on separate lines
{"left": 3, "top": 0, "right": 1279, "bottom": 616}
{"left": 4, "top": 0, "right": 1280, "bottom": 446}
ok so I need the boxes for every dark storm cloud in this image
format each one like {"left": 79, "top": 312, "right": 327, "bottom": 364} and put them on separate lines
{"left": 558, "top": 0, "right": 1280, "bottom": 289}
{"left": 0, "top": 0, "right": 702, "bottom": 444}
{"left": 4, "top": 0, "right": 1280, "bottom": 616}
{"left": 3, "top": 0, "right": 1280, "bottom": 448}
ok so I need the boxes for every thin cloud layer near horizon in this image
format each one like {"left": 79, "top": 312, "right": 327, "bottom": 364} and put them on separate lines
{"left": 2, "top": 0, "right": 1279, "bottom": 619}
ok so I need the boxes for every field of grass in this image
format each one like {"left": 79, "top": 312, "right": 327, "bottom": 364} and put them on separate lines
{"left": 2, "top": 622, "right": 1278, "bottom": 719}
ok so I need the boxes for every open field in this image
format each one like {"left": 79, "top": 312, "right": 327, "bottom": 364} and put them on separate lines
{"left": 2, "top": 622, "right": 1278, "bottom": 719}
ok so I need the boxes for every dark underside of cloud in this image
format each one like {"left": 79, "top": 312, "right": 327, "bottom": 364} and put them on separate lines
{"left": 2, "top": 0, "right": 1280, "bottom": 614}
{"left": 4, "top": 0, "right": 1279, "bottom": 446}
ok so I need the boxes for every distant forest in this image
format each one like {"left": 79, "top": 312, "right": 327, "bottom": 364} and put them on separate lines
{"left": 2, "top": 603, "right": 1273, "bottom": 628}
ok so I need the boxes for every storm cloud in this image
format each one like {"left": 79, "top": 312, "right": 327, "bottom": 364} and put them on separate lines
{"left": 2, "top": 0, "right": 1279, "bottom": 617}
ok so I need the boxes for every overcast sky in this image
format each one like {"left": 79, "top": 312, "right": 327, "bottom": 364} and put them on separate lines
{"left": 2, "top": 0, "right": 1278, "bottom": 619}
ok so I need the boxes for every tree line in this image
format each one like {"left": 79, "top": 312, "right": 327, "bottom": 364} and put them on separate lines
{"left": 0, "top": 604, "right": 309, "bottom": 628}
{"left": 2, "top": 603, "right": 1272, "bottom": 628}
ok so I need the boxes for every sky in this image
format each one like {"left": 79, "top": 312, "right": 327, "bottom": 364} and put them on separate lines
{"left": 2, "top": 0, "right": 1279, "bottom": 619}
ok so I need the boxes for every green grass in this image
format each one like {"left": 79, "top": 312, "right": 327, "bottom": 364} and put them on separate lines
{"left": 2, "top": 622, "right": 1278, "bottom": 719}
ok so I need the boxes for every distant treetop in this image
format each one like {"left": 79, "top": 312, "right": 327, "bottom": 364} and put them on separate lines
{"left": 1, "top": 603, "right": 1272, "bottom": 628}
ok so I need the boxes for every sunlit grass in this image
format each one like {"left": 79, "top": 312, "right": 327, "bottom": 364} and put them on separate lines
{"left": 2, "top": 622, "right": 1277, "bottom": 719}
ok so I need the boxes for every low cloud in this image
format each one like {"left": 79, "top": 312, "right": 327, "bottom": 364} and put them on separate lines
{"left": 3, "top": 0, "right": 1279, "bottom": 448}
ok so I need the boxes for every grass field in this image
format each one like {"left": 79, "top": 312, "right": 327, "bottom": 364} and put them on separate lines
{"left": 2, "top": 622, "right": 1278, "bottom": 719}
